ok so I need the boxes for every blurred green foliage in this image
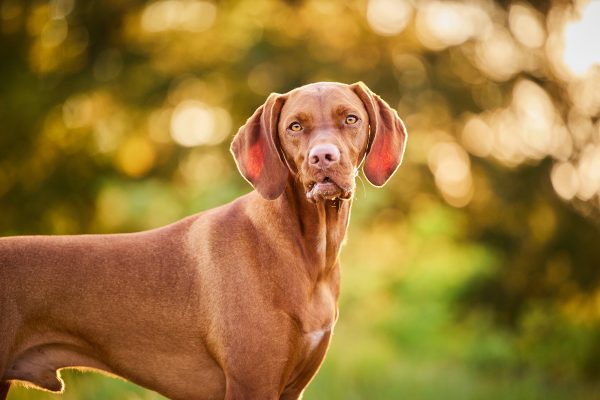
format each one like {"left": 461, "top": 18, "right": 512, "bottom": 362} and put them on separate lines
{"left": 3, "top": 0, "right": 600, "bottom": 398}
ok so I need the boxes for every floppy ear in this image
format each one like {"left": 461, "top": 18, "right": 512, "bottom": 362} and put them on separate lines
{"left": 352, "top": 82, "right": 408, "bottom": 187}
{"left": 230, "top": 93, "right": 289, "bottom": 200}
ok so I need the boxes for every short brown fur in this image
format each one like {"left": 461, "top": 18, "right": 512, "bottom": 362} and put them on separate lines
{"left": 0, "top": 82, "right": 407, "bottom": 400}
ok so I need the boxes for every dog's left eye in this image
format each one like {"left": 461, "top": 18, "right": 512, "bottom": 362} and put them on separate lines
{"left": 345, "top": 115, "right": 358, "bottom": 124}
{"left": 289, "top": 122, "right": 303, "bottom": 132}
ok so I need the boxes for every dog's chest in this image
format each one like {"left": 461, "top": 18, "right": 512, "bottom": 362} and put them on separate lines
{"left": 298, "top": 281, "right": 337, "bottom": 332}
{"left": 293, "top": 282, "right": 337, "bottom": 357}
{"left": 304, "top": 327, "right": 330, "bottom": 353}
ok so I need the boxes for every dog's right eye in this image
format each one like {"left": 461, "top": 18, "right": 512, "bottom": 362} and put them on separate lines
{"left": 289, "top": 122, "right": 302, "bottom": 132}
{"left": 345, "top": 115, "right": 358, "bottom": 125}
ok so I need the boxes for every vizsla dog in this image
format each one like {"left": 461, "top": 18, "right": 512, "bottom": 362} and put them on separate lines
{"left": 0, "top": 82, "right": 407, "bottom": 399}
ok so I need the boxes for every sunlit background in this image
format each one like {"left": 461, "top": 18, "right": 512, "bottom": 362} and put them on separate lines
{"left": 2, "top": 0, "right": 600, "bottom": 398}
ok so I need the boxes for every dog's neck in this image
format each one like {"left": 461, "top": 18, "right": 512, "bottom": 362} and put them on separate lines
{"left": 277, "top": 176, "right": 352, "bottom": 280}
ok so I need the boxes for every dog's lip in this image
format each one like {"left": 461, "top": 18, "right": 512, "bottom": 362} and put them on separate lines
{"left": 306, "top": 176, "right": 353, "bottom": 202}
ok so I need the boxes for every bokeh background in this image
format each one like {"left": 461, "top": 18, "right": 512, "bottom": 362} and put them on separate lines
{"left": 2, "top": 0, "right": 600, "bottom": 398}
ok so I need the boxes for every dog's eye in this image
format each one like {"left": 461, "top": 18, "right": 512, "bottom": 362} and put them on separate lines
{"left": 289, "top": 122, "right": 302, "bottom": 132}
{"left": 345, "top": 115, "right": 358, "bottom": 125}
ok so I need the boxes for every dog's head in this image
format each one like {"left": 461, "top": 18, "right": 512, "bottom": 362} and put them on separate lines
{"left": 231, "top": 82, "right": 407, "bottom": 202}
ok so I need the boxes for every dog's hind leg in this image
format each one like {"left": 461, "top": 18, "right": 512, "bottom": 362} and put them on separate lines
{"left": 0, "top": 381, "right": 10, "bottom": 400}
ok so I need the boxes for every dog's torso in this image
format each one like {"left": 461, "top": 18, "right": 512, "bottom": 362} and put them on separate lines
{"left": 0, "top": 191, "right": 342, "bottom": 399}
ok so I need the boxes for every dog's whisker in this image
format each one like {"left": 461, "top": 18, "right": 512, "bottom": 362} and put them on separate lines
{"left": 356, "top": 174, "right": 367, "bottom": 199}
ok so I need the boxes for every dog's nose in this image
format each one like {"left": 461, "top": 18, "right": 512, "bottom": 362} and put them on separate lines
{"left": 308, "top": 144, "right": 340, "bottom": 168}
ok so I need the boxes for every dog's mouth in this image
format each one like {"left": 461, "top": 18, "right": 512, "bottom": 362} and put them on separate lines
{"left": 306, "top": 176, "right": 353, "bottom": 203}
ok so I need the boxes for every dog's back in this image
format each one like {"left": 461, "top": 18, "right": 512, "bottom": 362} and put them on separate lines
{"left": 0, "top": 214, "right": 221, "bottom": 396}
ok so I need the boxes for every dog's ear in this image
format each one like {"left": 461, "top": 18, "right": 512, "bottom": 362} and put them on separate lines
{"left": 351, "top": 82, "right": 408, "bottom": 187}
{"left": 231, "top": 93, "right": 289, "bottom": 200}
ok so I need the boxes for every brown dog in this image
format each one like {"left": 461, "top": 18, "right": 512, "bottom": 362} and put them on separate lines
{"left": 0, "top": 82, "right": 407, "bottom": 400}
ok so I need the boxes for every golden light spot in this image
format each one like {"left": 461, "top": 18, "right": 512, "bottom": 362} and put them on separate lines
{"left": 63, "top": 26, "right": 89, "bottom": 59}
{"left": 171, "top": 101, "right": 214, "bottom": 146}
{"left": 461, "top": 115, "right": 494, "bottom": 158}
{"left": 62, "top": 94, "right": 94, "bottom": 129}
{"left": 170, "top": 100, "right": 231, "bottom": 147}
{"left": 474, "top": 25, "right": 522, "bottom": 81}
{"left": 567, "top": 70, "right": 600, "bottom": 117}
{"left": 1, "top": 0, "right": 24, "bottom": 34}
{"left": 116, "top": 137, "right": 156, "bottom": 177}
{"left": 469, "top": 79, "right": 570, "bottom": 166}
{"left": 575, "top": 145, "right": 600, "bottom": 201}
{"left": 416, "top": 1, "right": 490, "bottom": 50}
{"left": 366, "top": 0, "right": 412, "bottom": 37}
{"left": 167, "top": 76, "right": 208, "bottom": 105}
{"left": 486, "top": 109, "right": 525, "bottom": 166}
{"left": 93, "top": 115, "right": 126, "bottom": 153}
{"left": 551, "top": 162, "right": 579, "bottom": 201}
{"left": 562, "top": 1, "right": 600, "bottom": 76}
{"left": 49, "top": 0, "right": 75, "bottom": 19}
{"left": 26, "top": 3, "right": 49, "bottom": 36}
{"left": 178, "top": 149, "right": 229, "bottom": 188}
{"left": 547, "top": 125, "right": 573, "bottom": 161}
{"left": 148, "top": 108, "right": 173, "bottom": 144}
{"left": 428, "top": 141, "right": 473, "bottom": 207}
{"left": 392, "top": 54, "right": 427, "bottom": 88}
{"left": 508, "top": 3, "right": 546, "bottom": 49}
{"left": 567, "top": 110, "right": 595, "bottom": 147}
{"left": 141, "top": 0, "right": 217, "bottom": 33}
{"left": 511, "top": 79, "right": 557, "bottom": 159}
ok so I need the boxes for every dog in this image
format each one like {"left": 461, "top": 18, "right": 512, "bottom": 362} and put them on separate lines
{"left": 0, "top": 81, "right": 407, "bottom": 399}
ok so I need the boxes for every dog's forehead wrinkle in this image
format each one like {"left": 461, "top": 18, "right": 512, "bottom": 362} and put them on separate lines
{"left": 294, "top": 81, "right": 346, "bottom": 93}
{"left": 288, "top": 82, "right": 354, "bottom": 104}
{"left": 294, "top": 112, "right": 311, "bottom": 123}
{"left": 318, "top": 95, "right": 326, "bottom": 126}
{"left": 283, "top": 89, "right": 364, "bottom": 127}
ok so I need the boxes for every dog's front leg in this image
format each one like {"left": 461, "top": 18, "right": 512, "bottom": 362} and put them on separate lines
{"left": 216, "top": 330, "right": 292, "bottom": 400}
{"left": 280, "top": 390, "right": 305, "bottom": 400}
{"left": 0, "top": 382, "right": 9, "bottom": 400}
{"left": 223, "top": 378, "right": 280, "bottom": 400}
